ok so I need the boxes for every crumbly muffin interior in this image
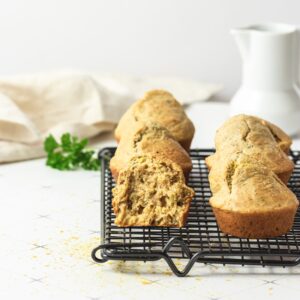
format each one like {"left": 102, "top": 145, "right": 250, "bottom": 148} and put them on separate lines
{"left": 113, "top": 156, "right": 194, "bottom": 227}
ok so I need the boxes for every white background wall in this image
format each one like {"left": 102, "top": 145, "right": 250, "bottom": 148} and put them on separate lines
{"left": 0, "top": 0, "right": 299, "bottom": 100}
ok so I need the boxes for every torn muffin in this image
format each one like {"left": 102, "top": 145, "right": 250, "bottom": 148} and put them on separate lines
{"left": 112, "top": 155, "right": 194, "bottom": 227}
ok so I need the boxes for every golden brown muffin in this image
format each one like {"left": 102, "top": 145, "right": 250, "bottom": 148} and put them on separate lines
{"left": 206, "top": 114, "right": 294, "bottom": 184}
{"left": 110, "top": 123, "right": 192, "bottom": 180}
{"left": 214, "top": 114, "right": 292, "bottom": 153}
{"left": 209, "top": 156, "right": 299, "bottom": 238}
{"left": 114, "top": 90, "right": 195, "bottom": 151}
{"left": 112, "top": 155, "right": 195, "bottom": 227}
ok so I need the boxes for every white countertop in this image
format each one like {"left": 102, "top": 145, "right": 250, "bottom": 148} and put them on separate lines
{"left": 1, "top": 102, "right": 300, "bottom": 300}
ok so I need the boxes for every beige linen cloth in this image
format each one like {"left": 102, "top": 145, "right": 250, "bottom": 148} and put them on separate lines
{"left": 0, "top": 71, "right": 221, "bottom": 163}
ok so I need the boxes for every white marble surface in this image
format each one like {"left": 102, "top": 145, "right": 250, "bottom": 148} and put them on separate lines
{"left": 0, "top": 102, "right": 300, "bottom": 300}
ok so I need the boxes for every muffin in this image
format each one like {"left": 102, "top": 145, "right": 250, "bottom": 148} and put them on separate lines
{"left": 209, "top": 155, "right": 299, "bottom": 238}
{"left": 112, "top": 155, "right": 195, "bottom": 227}
{"left": 114, "top": 90, "right": 195, "bottom": 151}
{"left": 110, "top": 123, "right": 192, "bottom": 180}
{"left": 206, "top": 114, "right": 294, "bottom": 184}
{"left": 206, "top": 115, "right": 298, "bottom": 238}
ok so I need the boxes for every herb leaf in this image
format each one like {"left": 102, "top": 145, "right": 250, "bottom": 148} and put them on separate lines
{"left": 44, "top": 134, "right": 59, "bottom": 153}
{"left": 44, "top": 134, "right": 100, "bottom": 171}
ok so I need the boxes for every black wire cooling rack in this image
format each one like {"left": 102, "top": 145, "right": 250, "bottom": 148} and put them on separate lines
{"left": 91, "top": 148, "right": 300, "bottom": 276}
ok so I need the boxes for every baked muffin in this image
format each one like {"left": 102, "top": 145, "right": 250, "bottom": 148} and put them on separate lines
{"left": 206, "top": 114, "right": 294, "bottom": 184}
{"left": 112, "top": 155, "right": 195, "bottom": 227}
{"left": 110, "top": 123, "right": 192, "bottom": 180}
{"left": 209, "top": 155, "right": 299, "bottom": 238}
{"left": 214, "top": 114, "right": 292, "bottom": 153}
{"left": 114, "top": 90, "right": 195, "bottom": 151}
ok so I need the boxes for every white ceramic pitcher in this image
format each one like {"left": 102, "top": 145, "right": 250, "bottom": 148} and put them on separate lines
{"left": 230, "top": 23, "right": 300, "bottom": 135}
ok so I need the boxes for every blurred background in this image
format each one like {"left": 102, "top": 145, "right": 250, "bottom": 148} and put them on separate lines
{"left": 1, "top": 0, "right": 300, "bottom": 100}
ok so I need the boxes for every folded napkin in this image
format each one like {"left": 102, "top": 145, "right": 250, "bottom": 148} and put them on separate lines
{"left": 0, "top": 71, "right": 221, "bottom": 163}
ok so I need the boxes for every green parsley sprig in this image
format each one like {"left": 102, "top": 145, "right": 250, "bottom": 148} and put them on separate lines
{"left": 44, "top": 133, "right": 100, "bottom": 171}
